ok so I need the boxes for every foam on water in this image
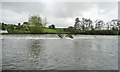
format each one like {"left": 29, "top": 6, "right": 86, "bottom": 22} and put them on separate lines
{"left": 1, "top": 34, "right": 118, "bottom": 39}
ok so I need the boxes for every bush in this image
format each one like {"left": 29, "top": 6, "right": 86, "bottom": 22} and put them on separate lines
{"left": 49, "top": 25, "right": 55, "bottom": 29}
{"left": 85, "top": 30, "right": 118, "bottom": 35}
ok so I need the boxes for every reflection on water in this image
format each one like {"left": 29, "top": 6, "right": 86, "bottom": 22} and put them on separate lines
{"left": 2, "top": 35, "right": 118, "bottom": 70}
{"left": 26, "top": 40, "right": 47, "bottom": 69}
{"left": 29, "top": 40, "right": 42, "bottom": 59}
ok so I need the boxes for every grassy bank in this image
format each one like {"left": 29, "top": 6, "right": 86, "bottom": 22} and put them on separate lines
{"left": 3, "top": 27, "right": 119, "bottom": 35}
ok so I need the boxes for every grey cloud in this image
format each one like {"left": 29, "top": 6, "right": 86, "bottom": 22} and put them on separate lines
{"left": 2, "top": 2, "right": 117, "bottom": 18}
{"left": 45, "top": 2, "right": 97, "bottom": 18}
{"left": 2, "top": 2, "right": 46, "bottom": 14}
{"left": 3, "top": 2, "right": 116, "bottom": 18}
{"left": 118, "top": 1, "right": 120, "bottom": 19}
{"left": 0, "top": 2, "right": 2, "bottom": 22}
{"left": 96, "top": 2, "right": 117, "bottom": 13}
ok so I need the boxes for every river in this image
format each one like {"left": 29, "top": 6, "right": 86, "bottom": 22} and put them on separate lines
{"left": 0, "top": 34, "right": 118, "bottom": 70}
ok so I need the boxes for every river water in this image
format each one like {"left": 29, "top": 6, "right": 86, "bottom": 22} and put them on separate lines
{"left": 0, "top": 34, "right": 118, "bottom": 70}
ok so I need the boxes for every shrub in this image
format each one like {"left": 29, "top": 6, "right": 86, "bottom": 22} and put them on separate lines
{"left": 49, "top": 25, "right": 55, "bottom": 29}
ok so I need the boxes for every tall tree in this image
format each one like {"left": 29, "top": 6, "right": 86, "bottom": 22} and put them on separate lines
{"left": 28, "top": 15, "right": 43, "bottom": 33}
{"left": 28, "top": 15, "right": 43, "bottom": 27}
{"left": 18, "top": 23, "right": 21, "bottom": 26}
{"left": 74, "top": 18, "right": 81, "bottom": 29}
{"left": 117, "top": 20, "right": 120, "bottom": 31}
{"left": 82, "top": 18, "right": 93, "bottom": 30}
{"left": 111, "top": 19, "right": 118, "bottom": 30}
{"left": 95, "top": 20, "right": 104, "bottom": 30}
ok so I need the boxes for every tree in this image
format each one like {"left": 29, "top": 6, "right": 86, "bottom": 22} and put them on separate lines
{"left": 75, "top": 18, "right": 80, "bottom": 22}
{"left": 18, "top": 23, "right": 21, "bottom": 26}
{"left": 82, "top": 25, "right": 85, "bottom": 30}
{"left": 74, "top": 18, "right": 81, "bottom": 29}
{"left": 23, "top": 22, "right": 28, "bottom": 24}
{"left": 117, "top": 20, "right": 120, "bottom": 31}
{"left": 67, "top": 26, "right": 75, "bottom": 32}
{"left": 95, "top": 20, "right": 104, "bottom": 30}
{"left": 28, "top": 15, "right": 43, "bottom": 27}
{"left": 28, "top": 15, "right": 43, "bottom": 33}
{"left": 82, "top": 18, "right": 93, "bottom": 30}
{"left": 106, "top": 22, "right": 110, "bottom": 30}
{"left": 2, "top": 23, "right": 6, "bottom": 30}
{"left": 111, "top": 19, "right": 119, "bottom": 30}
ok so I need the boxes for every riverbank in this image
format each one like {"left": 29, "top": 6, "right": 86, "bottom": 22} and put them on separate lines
{"left": 1, "top": 33, "right": 119, "bottom": 35}
{"left": 1, "top": 25, "right": 119, "bottom": 35}
{"left": 1, "top": 30, "right": 119, "bottom": 35}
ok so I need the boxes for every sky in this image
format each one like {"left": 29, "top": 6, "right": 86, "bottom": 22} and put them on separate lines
{"left": 1, "top": 0, "right": 119, "bottom": 28}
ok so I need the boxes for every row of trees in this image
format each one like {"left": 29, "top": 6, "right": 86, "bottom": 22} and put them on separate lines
{"left": 0, "top": 15, "right": 120, "bottom": 34}
{"left": 73, "top": 18, "right": 120, "bottom": 31}
{"left": 63, "top": 17, "right": 119, "bottom": 34}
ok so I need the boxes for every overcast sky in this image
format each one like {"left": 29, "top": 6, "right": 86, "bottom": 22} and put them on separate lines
{"left": 1, "top": 1, "right": 118, "bottom": 28}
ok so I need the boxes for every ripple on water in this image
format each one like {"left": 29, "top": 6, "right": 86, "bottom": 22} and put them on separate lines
{"left": 2, "top": 35, "right": 118, "bottom": 70}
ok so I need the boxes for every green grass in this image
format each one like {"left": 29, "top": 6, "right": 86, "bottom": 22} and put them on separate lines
{"left": 6, "top": 26, "right": 119, "bottom": 35}
{"left": 43, "top": 28, "right": 57, "bottom": 33}
{"left": 42, "top": 28, "right": 69, "bottom": 34}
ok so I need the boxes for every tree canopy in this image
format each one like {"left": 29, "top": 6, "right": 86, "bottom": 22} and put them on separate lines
{"left": 28, "top": 15, "right": 43, "bottom": 27}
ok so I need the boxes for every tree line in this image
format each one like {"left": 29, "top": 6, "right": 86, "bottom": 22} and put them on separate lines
{"left": 64, "top": 18, "right": 120, "bottom": 35}
{"left": 0, "top": 15, "right": 120, "bottom": 35}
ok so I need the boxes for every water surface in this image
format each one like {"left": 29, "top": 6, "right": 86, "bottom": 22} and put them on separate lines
{"left": 2, "top": 35, "right": 118, "bottom": 70}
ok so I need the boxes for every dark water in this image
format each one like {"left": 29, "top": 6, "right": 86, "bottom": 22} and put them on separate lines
{"left": 1, "top": 35, "right": 118, "bottom": 70}
{"left": 0, "top": 36, "right": 2, "bottom": 71}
